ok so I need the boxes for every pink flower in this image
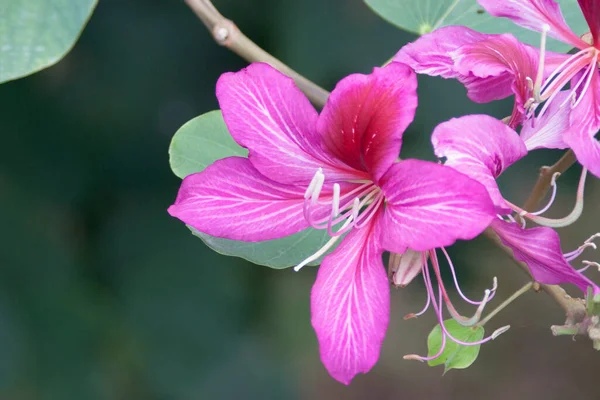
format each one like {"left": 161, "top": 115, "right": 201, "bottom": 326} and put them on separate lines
{"left": 431, "top": 114, "right": 600, "bottom": 295}
{"left": 394, "top": 25, "right": 568, "bottom": 129}
{"left": 478, "top": 0, "right": 600, "bottom": 178}
{"left": 396, "top": 0, "right": 600, "bottom": 178}
{"left": 168, "top": 62, "right": 496, "bottom": 384}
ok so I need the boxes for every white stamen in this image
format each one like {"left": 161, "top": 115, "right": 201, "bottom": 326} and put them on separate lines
{"left": 304, "top": 168, "right": 322, "bottom": 199}
{"left": 351, "top": 197, "right": 361, "bottom": 221}
{"left": 533, "top": 24, "right": 551, "bottom": 99}
{"left": 311, "top": 169, "right": 325, "bottom": 204}
{"left": 530, "top": 172, "right": 560, "bottom": 216}
{"left": 332, "top": 183, "right": 340, "bottom": 217}
{"left": 294, "top": 218, "right": 353, "bottom": 271}
{"left": 491, "top": 325, "right": 511, "bottom": 340}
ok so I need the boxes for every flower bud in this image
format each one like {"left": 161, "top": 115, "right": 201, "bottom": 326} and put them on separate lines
{"left": 389, "top": 249, "right": 426, "bottom": 287}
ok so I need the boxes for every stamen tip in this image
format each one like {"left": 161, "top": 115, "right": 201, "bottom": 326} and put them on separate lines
{"left": 542, "top": 23, "right": 550, "bottom": 32}
{"left": 403, "top": 313, "right": 417, "bottom": 320}
{"left": 492, "top": 325, "right": 511, "bottom": 339}
{"left": 403, "top": 354, "right": 425, "bottom": 362}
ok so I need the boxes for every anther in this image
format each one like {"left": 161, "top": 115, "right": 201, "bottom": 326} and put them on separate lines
{"left": 583, "top": 261, "right": 600, "bottom": 271}
{"left": 311, "top": 169, "right": 325, "bottom": 204}
{"left": 332, "top": 183, "right": 341, "bottom": 217}
{"left": 509, "top": 168, "right": 588, "bottom": 228}
{"left": 491, "top": 325, "right": 511, "bottom": 339}
{"left": 304, "top": 168, "right": 322, "bottom": 199}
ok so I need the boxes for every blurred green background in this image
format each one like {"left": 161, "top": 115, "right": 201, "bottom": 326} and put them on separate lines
{"left": 1, "top": 0, "right": 599, "bottom": 399}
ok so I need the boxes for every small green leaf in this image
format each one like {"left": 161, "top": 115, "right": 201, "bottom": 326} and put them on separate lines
{"left": 364, "top": 0, "right": 587, "bottom": 53}
{"left": 170, "top": 111, "right": 340, "bottom": 268}
{"left": 427, "top": 319, "right": 484, "bottom": 373}
{"left": 0, "top": 0, "right": 97, "bottom": 83}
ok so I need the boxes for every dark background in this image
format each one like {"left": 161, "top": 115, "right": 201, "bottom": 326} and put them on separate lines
{"left": 1, "top": 0, "right": 599, "bottom": 399}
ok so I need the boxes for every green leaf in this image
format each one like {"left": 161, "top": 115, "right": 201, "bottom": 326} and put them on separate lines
{"left": 427, "top": 319, "right": 484, "bottom": 373}
{"left": 364, "top": 0, "right": 587, "bottom": 53}
{"left": 0, "top": 0, "right": 97, "bottom": 83}
{"left": 169, "top": 110, "right": 247, "bottom": 179}
{"left": 190, "top": 227, "right": 338, "bottom": 269}
{"left": 169, "top": 111, "right": 340, "bottom": 268}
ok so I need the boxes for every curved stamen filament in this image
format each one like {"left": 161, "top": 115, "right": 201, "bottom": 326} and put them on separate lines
{"left": 403, "top": 283, "right": 447, "bottom": 362}
{"left": 353, "top": 193, "right": 385, "bottom": 229}
{"left": 440, "top": 247, "right": 497, "bottom": 305}
{"left": 426, "top": 265, "right": 510, "bottom": 346}
{"left": 578, "top": 261, "right": 600, "bottom": 273}
{"left": 404, "top": 253, "right": 432, "bottom": 320}
{"left": 530, "top": 172, "right": 560, "bottom": 216}
{"left": 564, "top": 234, "right": 599, "bottom": 261}
{"left": 404, "top": 253, "right": 510, "bottom": 363}
{"left": 293, "top": 218, "right": 354, "bottom": 272}
{"left": 571, "top": 53, "right": 599, "bottom": 109}
{"left": 538, "top": 47, "right": 595, "bottom": 101}
{"left": 564, "top": 241, "right": 597, "bottom": 261}
{"left": 532, "top": 24, "right": 551, "bottom": 100}
{"left": 508, "top": 168, "right": 588, "bottom": 228}
{"left": 430, "top": 251, "right": 492, "bottom": 327}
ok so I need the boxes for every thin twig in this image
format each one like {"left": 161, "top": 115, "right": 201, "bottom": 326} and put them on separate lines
{"left": 184, "top": 0, "right": 330, "bottom": 107}
{"left": 522, "top": 150, "right": 577, "bottom": 211}
{"left": 478, "top": 281, "right": 533, "bottom": 327}
{"left": 185, "top": 0, "right": 587, "bottom": 318}
{"left": 484, "top": 149, "right": 586, "bottom": 317}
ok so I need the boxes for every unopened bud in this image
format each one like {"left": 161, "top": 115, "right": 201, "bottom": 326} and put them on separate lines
{"left": 389, "top": 249, "right": 426, "bottom": 287}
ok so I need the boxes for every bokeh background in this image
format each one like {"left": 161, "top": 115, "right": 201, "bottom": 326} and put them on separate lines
{"left": 1, "top": 0, "right": 599, "bottom": 399}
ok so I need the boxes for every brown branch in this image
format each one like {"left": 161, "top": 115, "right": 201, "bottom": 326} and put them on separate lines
{"left": 184, "top": 0, "right": 329, "bottom": 107}
{"left": 522, "top": 150, "right": 577, "bottom": 211}
{"left": 485, "top": 149, "right": 586, "bottom": 317}
{"left": 185, "top": 0, "right": 587, "bottom": 318}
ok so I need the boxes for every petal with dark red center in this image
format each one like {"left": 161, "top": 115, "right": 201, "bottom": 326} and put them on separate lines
{"left": 168, "top": 157, "right": 330, "bottom": 242}
{"left": 578, "top": 0, "right": 600, "bottom": 45}
{"left": 317, "top": 62, "right": 418, "bottom": 182}
{"left": 216, "top": 63, "right": 363, "bottom": 185}
{"left": 311, "top": 210, "right": 388, "bottom": 385}
{"left": 394, "top": 26, "right": 492, "bottom": 78}
{"left": 565, "top": 69, "right": 600, "bottom": 178}
{"left": 380, "top": 160, "right": 495, "bottom": 253}
{"left": 431, "top": 115, "right": 528, "bottom": 212}
{"left": 478, "top": 0, "right": 587, "bottom": 49}
{"left": 492, "top": 219, "right": 599, "bottom": 294}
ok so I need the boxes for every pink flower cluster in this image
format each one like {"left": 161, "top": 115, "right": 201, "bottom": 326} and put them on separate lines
{"left": 169, "top": 0, "right": 600, "bottom": 385}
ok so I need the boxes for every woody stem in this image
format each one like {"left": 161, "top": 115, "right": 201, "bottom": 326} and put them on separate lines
{"left": 186, "top": 0, "right": 587, "bottom": 317}
{"left": 184, "top": 0, "right": 329, "bottom": 107}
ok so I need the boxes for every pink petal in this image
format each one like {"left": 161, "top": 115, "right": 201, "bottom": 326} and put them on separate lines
{"left": 478, "top": 0, "right": 587, "bottom": 49}
{"left": 311, "top": 210, "right": 388, "bottom": 385}
{"left": 394, "top": 26, "right": 491, "bottom": 79}
{"left": 453, "top": 34, "right": 536, "bottom": 110}
{"left": 565, "top": 69, "right": 600, "bottom": 178}
{"left": 169, "top": 157, "right": 319, "bottom": 241}
{"left": 380, "top": 160, "right": 495, "bottom": 253}
{"left": 216, "top": 63, "right": 363, "bottom": 185}
{"left": 577, "top": 0, "right": 600, "bottom": 45}
{"left": 453, "top": 34, "right": 570, "bottom": 121}
{"left": 317, "top": 63, "right": 418, "bottom": 182}
{"left": 431, "top": 115, "right": 528, "bottom": 212}
{"left": 521, "top": 91, "right": 571, "bottom": 150}
{"left": 492, "top": 219, "right": 599, "bottom": 294}
{"left": 458, "top": 73, "right": 515, "bottom": 104}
